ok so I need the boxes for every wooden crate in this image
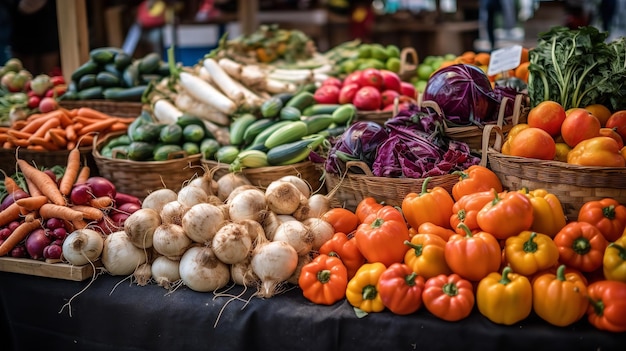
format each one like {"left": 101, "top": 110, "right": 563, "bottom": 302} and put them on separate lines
{"left": 0, "top": 257, "right": 97, "bottom": 281}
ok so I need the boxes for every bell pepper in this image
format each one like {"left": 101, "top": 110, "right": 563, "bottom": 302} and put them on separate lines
{"left": 298, "top": 254, "right": 348, "bottom": 305}
{"left": 553, "top": 221, "right": 609, "bottom": 272}
{"left": 345, "top": 262, "right": 386, "bottom": 313}
{"left": 354, "top": 205, "right": 409, "bottom": 266}
{"left": 504, "top": 231, "right": 560, "bottom": 276}
{"left": 519, "top": 188, "right": 567, "bottom": 238}
{"left": 377, "top": 263, "right": 425, "bottom": 315}
{"left": 355, "top": 197, "right": 384, "bottom": 224}
{"left": 321, "top": 208, "right": 359, "bottom": 235}
{"left": 450, "top": 190, "right": 497, "bottom": 235}
{"left": 476, "top": 266, "right": 533, "bottom": 325}
{"left": 567, "top": 136, "right": 626, "bottom": 167}
{"left": 404, "top": 234, "right": 452, "bottom": 280}
{"left": 402, "top": 177, "right": 455, "bottom": 231}
{"left": 603, "top": 235, "right": 626, "bottom": 282}
{"left": 444, "top": 223, "right": 502, "bottom": 281}
{"left": 577, "top": 198, "right": 626, "bottom": 242}
{"left": 422, "top": 273, "right": 475, "bottom": 322}
{"left": 417, "top": 221, "right": 455, "bottom": 241}
{"left": 319, "top": 232, "right": 366, "bottom": 280}
{"left": 476, "top": 189, "right": 534, "bottom": 240}
{"left": 586, "top": 280, "right": 626, "bottom": 332}
{"left": 532, "top": 264, "right": 589, "bottom": 327}
{"left": 451, "top": 165, "right": 503, "bottom": 202}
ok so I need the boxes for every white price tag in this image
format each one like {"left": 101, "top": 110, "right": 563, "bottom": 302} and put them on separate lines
{"left": 487, "top": 45, "right": 522, "bottom": 76}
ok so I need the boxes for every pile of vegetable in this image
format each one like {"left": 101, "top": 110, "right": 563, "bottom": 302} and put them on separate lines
{"left": 320, "top": 39, "right": 405, "bottom": 76}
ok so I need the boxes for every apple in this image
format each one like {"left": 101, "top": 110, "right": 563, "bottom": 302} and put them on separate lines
{"left": 400, "top": 82, "right": 417, "bottom": 100}
{"left": 359, "top": 68, "right": 383, "bottom": 90}
{"left": 313, "top": 84, "right": 340, "bottom": 104}
{"left": 353, "top": 86, "right": 382, "bottom": 111}
{"left": 380, "top": 69, "right": 402, "bottom": 92}
{"left": 339, "top": 83, "right": 360, "bottom": 105}
{"left": 380, "top": 89, "right": 400, "bottom": 109}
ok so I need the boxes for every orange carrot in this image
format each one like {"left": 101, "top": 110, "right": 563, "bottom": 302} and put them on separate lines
{"left": 0, "top": 126, "right": 9, "bottom": 133}
{"left": 26, "top": 145, "right": 46, "bottom": 151}
{"left": 8, "top": 137, "right": 29, "bottom": 148}
{"left": 1, "top": 172, "right": 22, "bottom": 194}
{"left": 0, "top": 135, "right": 9, "bottom": 143}
{"left": 26, "top": 109, "right": 65, "bottom": 122}
{"left": 28, "top": 118, "right": 61, "bottom": 141}
{"left": 29, "top": 136, "right": 60, "bottom": 151}
{"left": 89, "top": 196, "right": 113, "bottom": 209}
{"left": 66, "top": 141, "right": 76, "bottom": 150}
{"left": 11, "top": 120, "right": 28, "bottom": 130}
{"left": 75, "top": 135, "right": 94, "bottom": 147}
{"left": 57, "top": 111, "right": 74, "bottom": 128}
{"left": 39, "top": 203, "right": 83, "bottom": 222}
{"left": 65, "top": 124, "right": 77, "bottom": 141}
{"left": 16, "top": 159, "right": 65, "bottom": 206}
{"left": 107, "top": 122, "right": 130, "bottom": 133}
{"left": 0, "top": 218, "right": 42, "bottom": 256}
{"left": 23, "top": 175, "right": 43, "bottom": 197}
{"left": 20, "top": 114, "right": 56, "bottom": 133}
{"left": 0, "top": 202, "right": 22, "bottom": 227}
{"left": 48, "top": 129, "right": 68, "bottom": 149}
{"left": 75, "top": 166, "right": 90, "bottom": 184}
{"left": 67, "top": 108, "right": 79, "bottom": 117}
{"left": 71, "top": 218, "right": 88, "bottom": 230}
{"left": 76, "top": 107, "right": 114, "bottom": 120}
{"left": 3, "top": 141, "right": 13, "bottom": 148}
{"left": 7, "top": 130, "right": 33, "bottom": 140}
{"left": 76, "top": 118, "right": 117, "bottom": 135}
{"left": 70, "top": 205, "right": 104, "bottom": 220}
{"left": 59, "top": 147, "right": 81, "bottom": 196}
{"left": 15, "top": 195, "right": 49, "bottom": 211}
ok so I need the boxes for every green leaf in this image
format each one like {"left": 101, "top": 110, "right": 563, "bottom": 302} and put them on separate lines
{"left": 353, "top": 307, "right": 369, "bottom": 319}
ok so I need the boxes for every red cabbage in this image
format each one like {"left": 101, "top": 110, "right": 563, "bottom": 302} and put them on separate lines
{"left": 422, "top": 64, "right": 500, "bottom": 125}
{"left": 324, "top": 121, "right": 389, "bottom": 174}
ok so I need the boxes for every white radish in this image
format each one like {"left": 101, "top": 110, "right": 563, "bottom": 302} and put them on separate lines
{"left": 216, "top": 172, "right": 251, "bottom": 202}
{"left": 102, "top": 231, "right": 147, "bottom": 276}
{"left": 228, "top": 188, "right": 267, "bottom": 222}
{"left": 212, "top": 222, "right": 252, "bottom": 264}
{"left": 179, "top": 245, "right": 230, "bottom": 292}
{"left": 160, "top": 200, "right": 189, "bottom": 226}
{"left": 153, "top": 98, "right": 182, "bottom": 124}
{"left": 182, "top": 203, "right": 226, "bottom": 244}
{"left": 218, "top": 57, "right": 242, "bottom": 79}
{"left": 151, "top": 255, "right": 181, "bottom": 290}
{"left": 272, "top": 220, "right": 314, "bottom": 256}
{"left": 251, "top": 237, "right": 298, "bottom": 298}
{"left": 123, "top": 208, "right": 161, "bottom": 249}
{"left": 152, "top": 224, "right": 192, "bottom": 260}
{"left": 265, "top": 180, "right": 305, "bottom": 215}
{"left": 174, "top": 92, "right": 230, "bottom": 126}
{"left": 179, "top": 71, "right": 237, "bottom": 115}
{"left": 142, "top": 188, "right": 178, "bottom": 213}
{"left": 62, "top": 228, "right": 104, "bottom": 266}
{"left": 203, "top": 57, "right": 245, "bottom": 103}
{"left": 302, "top": 217, "right": 335, "bottom": 251}
{"left": 177, "top": 185, "right": 208, "bottom": 208}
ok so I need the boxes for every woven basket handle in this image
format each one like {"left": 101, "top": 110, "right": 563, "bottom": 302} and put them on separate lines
{"left": 480, "top": 124, "right": 504, "bottom": 167}
{"left": 166, "top": 151, "right": 189, "bottom": 160}
{"left": 345, "top": 161, "right": 374, "bottom": 176}
{"left": 399, "top": 47, "right": 419, "bottom": 77}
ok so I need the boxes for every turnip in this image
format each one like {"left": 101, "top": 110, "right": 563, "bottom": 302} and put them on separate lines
{"left": 152, "top": 223, "right": 192, "bottom": 260}
{"left": 265, "top": 180, "right": 305, "bottom": 215}
{"left": 212, "top": 222, "right": 253, "bottom": 264}
{"left": 133, "top": 263, "right": 152, "bottom": 287}
{"left": 102, "top": 231, "right": 147, "bottom": 276}
{"left": 272, "top": 220, "right": 314, "bottom": 255}
{"left": 181, "top": 203, "right": 225, "bottom": 244}
{"left": 216, "top": 172, "right": 251, "bottom": 201}
{"left": 151, "top": 255, "right": 181, "bottom": 290}
{"left": 179, "top": 245, "right": 230, "bottom": 293}
{"left": 230, "top": 256, "right": 259, "bottom": 287}
{"left": 62, "top": 228, "right": 104, "bottom": 266}
{"left": 278, "top": 175, "right": 311, "bottom": 198}
{"left": 251, "top": 234, "right": 298, "bottom": 298}
{"left": 302, "top": 217, "right": 335, "bottom": 251}
{"left": 260, "top": 210, "right": 281, "bottom": 241}
{"left": 160, "top": 200, "right": 189, "bottom": 225}
{"left": 123, "top": 208, "right": 161, "bottom": 249}
{"left": 287, "top": 254, "right": 313, "bottom": 285}
{"left": 228, "top": 188, "right": 267, "bottom": 222}
{"left": 177, "top": 185, "right": 209, "bottom": 208}
{"left": 142, "top": 188, "right": 178, "bottom": 213}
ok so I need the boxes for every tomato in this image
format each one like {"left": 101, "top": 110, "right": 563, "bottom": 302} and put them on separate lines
{"left": 509, "top": 127, "right": 556, "bottom": 160}
{"left": 584, "top": 104, "right": 612, "bottom": 127}
{"left": 321, "top": 208, "right": 359, "bottom": 234}
{"left": 343, "top": 71, "right": 363, "bottom": 87}
{"left": 353, "top": 86, "right": 382, "bottom": 111}
{"left": 338, "top": 83, "right": 360, "bottom": 105}
{"left": 313, "top": 84, "right": 340, "bottom": 104}
{"left": 321, "top": 76, "right": 342, "bottom": 88}
{"left": 400, "top": 82, "right": 417, "bottom": 100}
{"left": 380, "top": 89, "right": 400, "bottom": 109}
{"left": 359, "top": 68, "right": 383, "bottom": 90}
{"left": 27, "top": 95, "right": 41, "bottom": 109}
{"left": 380, "top": 69, "right": 402, "bottom": 92}
{"left": 50, "top": 75, "right": 66, "bottom": 86}
{"left": 605, "top": 110, "right": 626, "bottom": 143}
{"left": 527, "top": 100, "right": 566, "bottom": 137}
{"left": 599, "top": 127, "right": 624, "bottom": 149}
{"left": 561, "top": 108, "right": 601, "bottom": 147}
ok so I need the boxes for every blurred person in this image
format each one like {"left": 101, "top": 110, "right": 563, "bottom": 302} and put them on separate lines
{"left": 10, "top": 0, "right": 60, "bottom": 76}
{"left": 564, "top": 0, "right": 593, "bottom": 29}
{"left": 598, "top": 0, "right": 617, "bottom": 32}
{"left": 480, "top": 0, "right": 517, "bottom": 50}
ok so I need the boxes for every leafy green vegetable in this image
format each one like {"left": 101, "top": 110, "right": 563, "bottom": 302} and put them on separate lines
{"left": 528, "top": 26, "right": 626, "bottom": 110}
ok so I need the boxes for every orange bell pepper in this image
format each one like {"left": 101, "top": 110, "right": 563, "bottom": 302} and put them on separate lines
{"left": 444, "top": 223, "right": 502, "bottom": 282}
{"left": 476, "top": 266, "right": 533, "bottom": 325}
{"left": 355, "top": 197, "right": 384, "bottom": 224}
{"left": 504, "top": 231, "right": 560, "bottom": 276}
{"left": 417, "top": 221, "right": 455, "bottom": 241}
{"left": 298, "top": 254, "right": 348, "bottom": 305}
{"left": 377, "top": 263, "right": 425, "bottom": 315}
{"left": 567, "top": 136, "right": 626, "bottom": 167}
{"left": 345, "top": 262, "right": 386, "bottom": 313}
{"left": 321, "top": 207, "right": 359, "bottom": 235}
{"left": 451, "top": 165, "right": 503, "bottom": 202}
{"left": 577, "top": 197, "right": 626, "bottom": 242}
{"left": 519, "top": 188, "right": 567, "bottom": 238}
{"left": 402, "top": 177, "right": 454, "bottom": 230}
{"left": 404, "top": 233, "right": 452, "bottom": 280}
{"left": 553, "top": 221, "right": 609, "bottom": 272}
{"left": 586, "top": 280, "right": 626, "bottom": 332}
{"left": 422, "top": 273, "right": 475, "bottom": 322}
{"left": 450, "top": 190, "right": 497, "bottom": 235}
{"left": 476, "top": 189, "right": 534, "bottom": 240}
{"left": 354, "top": 205, "right": 409, "bottom": 266}
{"left": 532, "top": 264, "right": 589, "bottom": 327}
{"left": 319, "top": 232, "right": 366, "bottom": 280}
{"left": 603, "top": 235, "right": 626, "bottom": 282}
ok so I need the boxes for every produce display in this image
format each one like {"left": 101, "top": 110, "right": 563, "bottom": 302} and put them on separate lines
{"left": 2, "top": 23, "right": 626, "bottom": 341}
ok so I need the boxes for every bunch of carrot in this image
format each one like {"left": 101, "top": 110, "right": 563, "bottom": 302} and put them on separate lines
{"left": 0, "top": 146, "right": 108, "bottom": 257}
{"left": 0, "top": 107, "right": 135, "bottom": 151}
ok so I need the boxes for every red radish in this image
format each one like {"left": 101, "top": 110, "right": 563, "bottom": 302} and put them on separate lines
{"left": 28, "top": 96, "right": 41, "bottom": 109}
{"left": 353, "top": 86, "right": 382, "bottom": 111}
{"left": 339, "top": 83, "right": 360, "bottom": 105}
{"left": 359, "top": 68, "right": 383, "bottom": 90}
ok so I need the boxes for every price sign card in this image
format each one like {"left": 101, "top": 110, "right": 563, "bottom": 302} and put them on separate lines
{"left": 487, "top": 45, "right": 522, "bottom": 76}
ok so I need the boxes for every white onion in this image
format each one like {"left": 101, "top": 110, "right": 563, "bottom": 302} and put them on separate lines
{"left": 230, "top": 256, "right": 259, "bottom": 287}
{"left": 302, "top": 217, "right": 335, "bottom": 251}
{"left": 239, "top": 219, "right": 264, "bottom": 243}
{"left": 152, "top": 223, "right": 192, "bottom": 260}
{"left": 265, "top": 181, "right": 304, "bottom": 215}
{"left": 212, "top": 222, "right": 252, "bottom": 264}
{"left": 179, "top": 245, "right": 230, "bottom": 292}
{"left": 278, "top": 175, "right": 311, "bottom": 198}
{"left": 123, "top": 208, "right": 162, "bottom": 249}
{"left": 151, "top": 255, "right": 181, "bottom": 289}
{"left": 251, "top": 240, "right": 298, "bottom": 298}
{"left": 216, "top": 173, "right": 251, "bottom": 201}
{"left": 272, "top": 220, "right": 313, "bottom": 255}
{"left": 177, "top": 185, "right": 209, "bottom": 208}
{"left": 62, "top": 228, "right": 104, "bottom": 266}
{"left": 188, "top": 174, "right": 217, "bottom": 197}
{"left": 287, "top": 254, "right": 313, "bottom": 285}
{"left": 102, "top": 230, "right": 147, "bottom": 276}
{"left": 260, "top": 210, "right": 282, "bottom": 241}
{"left": 228, "top": 188, "right": 267, "bottom": 222}
{"left": 225, "top": 185, "right": 262, "bottom": 203}
{"left": 133, "top": 263, "right": 152, "bottom": 286}
{"left": 160, "top": 200, "right": 189, "bottom": 225}
{"left": 182, "top": 203, "right": 226, "bottom": 244}
{"left": 142, "top": 188, "right": 178, "bottom": 213}
{"left": 305, "top": 193, "right": 332, "bottom": 219}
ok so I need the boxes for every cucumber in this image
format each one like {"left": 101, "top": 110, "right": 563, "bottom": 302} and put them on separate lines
{"left": 182, "top": 142, "right": 200, "bottom": 156}
{"left": 128, "top": 141, "right": 155, "bottom": 161}
{"left": 302, "top": 104, "right": 342, "bottom": 116}
{"left": 279, "top": 106, "right": 301, "bottom": 121}
{"left": 264, "top": 121, "right": 309, "bottom": 149}
{"left": 303, "top": 114, "right": 334, "bottom": 134}
{"left": 177, "top": 114, "right": 214, "bottom": 139}
{"left": 156, "top": 61, "right": 171, "bottom": 76}
{"left": 77, "top": 86, "right": 103, "bottom": 100}
{"left": 331, "top": 103, "right": 357, "bottom": 125}
{"left": 260, "top": 96, "right": 283, "bottom": 118}
{"left": 242, "top": 118, "right": 279, "bottom": 146}
{"left": 247, "top": 120, "right": 293, "bottom": 150}
{"left": 285, "top": 91, "right": 316, "bottom": 111}
{"left": 113, "top": 52, "right": 133, "bottom": 70}
{"left": 122, "top": 63, "right": 140, "bottom": 87}
{"left": 71, "top": 60, "right": 99, "bottom": 82}
{"left": 153, "top": 144, "right": 184, "bottom": 161}
{"left": 215, "top": 145, "right": 239, "bottom": 163}
{"left": 229, "top": 113, "right": 257, "bottom": 146}
{"left": 274, "top": 92, "right": 295, "bottom": 104}
{"left": 138, "top": 52, "right": 162, "bottom": 74}
{"left": 200, "top": 138, "right": 220, "bottom": 160}
{"left": 96, "top": 71, "right": 121, "bottom": 87}
{"left": 103, "top": 63, "right": 123, "bottom": 79}
{"left": 159, "top": 124, "right": 183, "bottom": 144}
{"left": 183, "top": 124, "right": 205, "bottom": 143}
{"left": 103, "top": 85, "right": 147, "bottom": 102}
{"left": 132, "top": 123, "right": 162, "bottom": 143}
{"left": 104, "top": 134, "right": 131, "bottom": 149}
{"left": 89, "top": 47, "right": 123, "bottom": 64}
{"left": 78, "top": 74, "right": 97, "bottom": 90}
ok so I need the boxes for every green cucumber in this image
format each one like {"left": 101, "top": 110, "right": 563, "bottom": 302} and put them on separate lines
{"left": 215, "top": 145, "right": 240, "bottom": 163}
{"left": 260, "top": 96, "right": 283, "bottom": 118}
{"left": 132, "top": 123, "right": 162, "bottom": 143}
{"left": 159, "top": 124, "right": 183, "bottom": 144}
{"left": 138, "top": 52, "right": 162, "bottom": 74}
{"left": 113, "top": 52, "right": 133, "bottom": 70}
{"left": 154, "top": 144, "right": 184, "bottom": 161}
{"left": 303, "top": 114, "right": 334, "bottom": 134}
{"left": 246, "top": 120, "right": 293, "bottom": 150}
{"left": 229, "top": 113, "right": 257, "bottom": 146}
{"left": 284, "top": 91, "right": 316, "bottom": 111}
{"left": 279, "top": 106, "right": 302, "bottom": 121}
{"left": 77, "top": 74, "right": 97, "bottom": 90}
{"left": 264, "top": 121, "right": 309, "bottom": 149}
{"left": 200, "top": 138, "right": 220, "bottom": 159}
{"left": 266, "top": 135, "right": 325, "bottom": 166}
{"left": 76, "top": 86, "right": 103, "bottom": 100}
{"left": 103, "top": 85, "right": 147, "bottom": 101}
{"left": 128, "top": 141, "right": 155, "bottom": 161}
{"left": 104, "top": 134, "right": 131, "bottom": 149}
{"left": 183, "top": 124, "right": 206, "bottom": 143}
{"left": 71, "top": 60, "right": 99, "bottom": 82}
{"left": 302, "top": 104, "right": 342, "bottom": 116}
{"left": 242, "top": 118, "right": 279, "bottom": 146}
{"left": 96, "top": 71, "right": 121, "bottom": 87}
{"left": 89, "top": 47, "right": 123, "bottom": 64}
{"left": 331, "top": 103, "right": 357, "bottom": 125}
{"left": 122, "top": 63, "right": 140, "bottom": 87}
{"left": 182, "top": 142, "right": 200, "bottom": 156}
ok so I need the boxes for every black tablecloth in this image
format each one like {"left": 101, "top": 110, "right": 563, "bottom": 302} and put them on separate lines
{"left": 1, "top": 271, "right": 625, "bottom": 351}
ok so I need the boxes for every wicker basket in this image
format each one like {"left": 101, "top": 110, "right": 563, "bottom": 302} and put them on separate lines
{"left": 324, "top": 161, "right": 458, "bottom": 212}
{"left": 0, "top": 146, "right": 96, "bottom": 176}
{"left": 93, "top": 133, "right": 202, "bottom": 199}
{"left": 480, "top": 125, "right": 626, "bottom": 220}
{"left": 59, "top": 100, "right": 145, "bottom": 118}
{"left": 424, "top": 93, "right": 529, "bottom": 151}
{"left": 398, "top": 47, "right": 419, "bottom": 82}
{"left": 202, "top": 159, "right": 324, "bottom": 192}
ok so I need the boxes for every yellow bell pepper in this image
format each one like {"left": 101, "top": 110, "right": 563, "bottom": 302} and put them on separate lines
{"left": 603, "top": 235, "right": 626, "bottom": 282}
{"left": 567, "top": 136, "right": 626, "bottom": 167}
{"left": 476, "top": 266, "right": 533, "bottom": 325}
{"left": 345, "top": 262, "right": 386, "bottom": 313}
{"left": 519, "top": 188, "right": 567, "bottom": 237}
{"left": 504, "top": 231, "right": 560, "bottom": 276}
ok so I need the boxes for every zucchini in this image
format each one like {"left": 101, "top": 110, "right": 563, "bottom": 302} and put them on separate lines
{"left": 138, "top": 52, "right": 162, "bottom": 74}
{"left": 103, "top": 63, "right": 123, "bottom": 79}
{"left": 122, "top": 63, "right": 140, "bottom": 87}
{"left": 279, "top": 106, "right": 301, "bottom": 121}
{"left": 77, "top": 86, "right": 103, "bottom": 100}
{"left": 284, "top": 91, "right": 315, "bottom": 111}
{"left": 77, "top": 74, "right": 97, "bottom": 90}
{"left": 153, "top": 144, "right": 184, "bottom": 161}
{"left": 113, "top": 52, "right": 133, "bottom": 70}
{"left": 104, "top": 134, "right": 131, "bottom": 149}
{"left": 103, "top": 85, "right": 147, "bottom": 102}
{"left": 302, "top": 114, "right": 334, "bottom": 134}
{"left": 260, "top": 96, "right": 283, "bottom": 118}
{"left": 331, "top": 103, "right": 357, "bottom": 125}
{"left": 96, "top": 71, "right": 121, "bottom": 87}
{"left": 266, "top": 135, "right": 325, "bottom": 166}
{"left": 71, "top": 60, "right": 99, "bottom": 82}
{"left": 176, "top": 114, "right": 214, "bottom": 139}
{"left": 89, "top": 47, "right": 123, "bottom": 64}
{"left": 264, "top": 121, "right": 309, "bottom": 149}
{"left": 229, "top": 113, "right": 257, "bottom": 146}
{"left": 302, "top": 104, "right": 342, "bottom": 116}
{"left": 246, "top": 120, "right": 293, "bottom": 150}
{"left": 127, "top": 141, "right": 155, "bottom": 161}
{"left": 182, "top": 124, "right": 205, "bottom": 143}
{"left": 215, "top": 145, "right": 240, "bottom": 163}
{"left": 182, "top": 142, "right": 200, "bottom": 156}
{"left": 242, "top": 118, "right": 279, "bottom": 146}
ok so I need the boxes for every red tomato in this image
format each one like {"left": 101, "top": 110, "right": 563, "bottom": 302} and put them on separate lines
{"left": 380, "top": 89, "right": 400, "bottom": 109}
{"left": 339, "top": 83, "right": 360, "bottom": 105}
{"left": 353, "top": 86, "right": 382, "bottom": 111}
{"left": 50, "top": 75, "right": 66, "bottom": 86}
{"left": 400, "top": 82, "right": 417, "bottom": 100}
{"left": 313, "top": 84, "right": 340, "bottom": 104}
{"left": 527, "top": 100, "right": 566, "bottom": 137}
{"left": 380, "top": 69, "right": 402, "bottom": 92}
{"left": 606, "top": 110, "right": 626, "bottom": 143}
{"left": 359, "top": 68, "right": 383, "bottom": 90}
{"left": 343, "top": 71, "right": 363, "bottom": 87}
{"left": 27, "top": 95, "right": 41, "bottom": 109}
{"left": 561, "top": 108, "right": 601, "bottom": 147}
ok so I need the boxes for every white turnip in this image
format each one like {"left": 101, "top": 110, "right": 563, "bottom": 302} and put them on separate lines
{"left": 123, "top": 208, "right": 161, "bottom": 249}
{"left": 102, "top": 231, "right": 147, "bottom": 276}
{"left": 228, "top": 188, "right": 267, "bottom": 222}
{"left": 142, "top": 188, "right": 178, "bottom": 213}
{"left": 265, "top": 181, "right": 304, "bottom": 215}
{"left": 272, "top": 220, "right": 313, "bottom": 255}
{"left": 179, "top": 245, "right": 230, "bottom": 292}
{"left": 62, "top": 228, "right": 104, "bottom": 266}
{"left": 181, "top": 203, "right": 225, "bottom": 244}
{"left": 151, "top": 255, "right": 181, "bottom": 290}
{"left": 152, "top": 223, "right": 192, "bottom": 260}
{"left": 212, "top": 222, "right": 252, "bottom": 264}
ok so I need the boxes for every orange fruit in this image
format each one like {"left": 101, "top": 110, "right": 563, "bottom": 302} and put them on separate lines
{"left": 474, "top": 52, "right": 490, "bottom": 66}
{"left": 515, "top": 62, "right": 530, "bottom": 82}
{"left": 584, "top": 104, "right": 612, "bottom": 127}
{"left": 560, "top": 108, "right": 601, "bottom": 147}
{"left": 527, "top": 100, "right": 567, "bottom": 137}
{"left": 554, "top": 142, "right": 571, "bottom": 162}
{"left": 509, "top": 127, "right": 556, "bottom": 160}
{"left": 520, "top": 47, "right": 530, "bottom": 63}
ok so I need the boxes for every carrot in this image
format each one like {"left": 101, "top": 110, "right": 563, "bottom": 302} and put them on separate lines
{"left": 20, "top": 114, "right": 56, "bottom": 133}
{"left": 65, "top": 124, "right": 77, "bottom": 141}
{"left": 11, "top": 120, "right": 28, "bottom": 130}
{"left": 1, "top": 172, "right": 22, "bottom": 194}
{"left": 89, "top": 196, "right": 113, "bottom": 209}
{"left": 16, "top": 159, "right": 65, "bottom": 206}
{"left": 3, "top": 141, "right": 13, "bottom": 148}
{"left": 15, "top": 195, "right": 49, "bottom": 211}
{"left": 70, "top": 205, "right": 104, "bottom": 220}
{"left": 75, "top": 135, "right": 94, "bottom": 147}
{"left": 8, "top": 137, "right": 29, "bottom": 148}
{"left": 76, "top": 107, "right": 114, "bottom": 120}
{"left": 76, "top": 118, "right": 117, "bottom": 135}
{"left": 26, "top": 109, "right": 65, "bottom": 122}
{"left": 28, "top": 118, "right": 61, "bottom": 141}
{"left": 67, "top": 108, "right": 79, "bottom": 117}
{"left": 71, "top": 218, "right": 88, "bottom": 230}
{"left": 107, "top": 122, "right": 130, "bottom": 133}
{"left": 48, "top": 129, "right": 68, "bottom": 148}
{"left": 26, "top": 145, "right": 46, "bottom": 151}
{"left": 59, "top": 147, "right": 81, "bottom": 196}
{"left": 0, "top": 134, "right": 9, "bottom": 143}
{"left": 57, "top": 111, "right": 74, "bottom": 128}
{"left": 7, "top": 130, "right": 33, "bottom": 140}
{"left": 39, "top": 203, "right": 83, "bottom": 222}
{"left": 0, "top": 218, "right": 42, "bottom": 256}
{"left": 0, "top": 126, "right": 9, "bottom": 133}
{"left": 66, "top": 141, "right": 76, "bottom": 150}
{"left": 23, "top": 175, "right": 43, "bottom": 197}
{"left": 29, "top": 136, "right": 60, "bottom": 151}
{"left": 0, "top": 202, "right": 22, "bottom": 227}
{"left": 75, "top": 166, "right": 90, "bottom": 184}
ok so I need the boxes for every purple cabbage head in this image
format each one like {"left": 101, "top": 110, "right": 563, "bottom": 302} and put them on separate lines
{"left": 324, "top": 121, "right": 389, "bottom": 174}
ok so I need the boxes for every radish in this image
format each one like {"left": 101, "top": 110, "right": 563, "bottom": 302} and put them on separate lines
{"left": 101, "top": 231, "right": 147, "bottom": 276}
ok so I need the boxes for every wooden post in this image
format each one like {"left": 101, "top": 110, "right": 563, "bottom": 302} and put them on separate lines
{"left": 56, "top": 0, "right": 89, "bottom": 83}
{"left": 238, "top": 0, "right": 258, "bottom": 36}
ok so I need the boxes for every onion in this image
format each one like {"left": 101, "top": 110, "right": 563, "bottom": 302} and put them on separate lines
{"left": 86, "top": 176, "right": 117, "bottom": 199}
{"left": 272, "top": 220, "right": 314, "bottom": 255}
{"left": 225, "top": 185, "right": 261, "bottom": 203}
{"left": 45, "top": 217, "right": 65, "bottom": 230}
{"left": 302, "top": 217, "right": 335, "bottom": 251}
{"left": 278, "top": 175, "right": 311, "bottom": 198}
{"left": 251, "top": 238, "right": 298, "bottom": 298}
{"left": 239, "top": 219, "right": 264, "bottom": 243}
{"left": 1, "top": 189, "right": 30, "bottom": 211}
{"left": 62, "top": 229, "right": 104, "bottom": 266}
{"left": 265, "top": 181, "right": 305, "bottom": 215}
{"left": 152, "top": 223, "right": 192, "bottom": 260}
{"left": 296, "top": 193, "right": 332, "bottom": 220}
{"left": 151, "top": 255, "right": 181, "bottom": 289}
{"left": 160, "top": 200, "right": 189, "bottom": 225}
{"left": 177, "top": 185, "right": 209, "bottom": 208}
{"left": 216, "top": 173, "right": 251, "bottom": 201}
{"left": 102, "top": 231, "right": 147, "bottom": 276}
{"left": 179, "top": 245, "right": 230, "bottom": 292}
{"left": 188, "top": 174, "right": 217, "bottom": 197}
{"left": 25, "top": 228, "right": 51, "bottom": 260}
{"left": 142, "top": 188, "right": 178, "bottom": 213}
{"left": 116, "top": 202, "right": 142, "bottom": 215}
{"left": 114, "top": 192, "right": 142, "bottom": 207}
{"left": 230, "top": 256, "right": 259, "bottom": 287}
{"left": 181, "top": 203, "right": 225, "bottom": 244}
{"left": 228, "top": 188, "right": 267, "bottom": 222}
{"left": 287, "top": 253, "right": 313, "bottom": 285}
{"left": 123, "top": 208, "right": 162, "bottom": 249}
{"left": 260, "top": 210, "right": 282, "bottom": 241}
{"left": 70, "top": 183, "right": 94, "bottom": 205}
{"left": 212, "top": 222, "right": 252, "bottom": 264}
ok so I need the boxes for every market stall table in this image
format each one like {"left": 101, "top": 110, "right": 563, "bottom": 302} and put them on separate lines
{"left": 1, "top": 271, "right": 625, "bottom": 351}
